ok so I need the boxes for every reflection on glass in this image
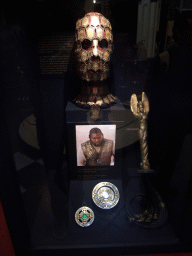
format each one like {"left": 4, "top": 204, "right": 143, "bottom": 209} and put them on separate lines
{"left": 1, "top": 0, "right": 190, "bottom": 253}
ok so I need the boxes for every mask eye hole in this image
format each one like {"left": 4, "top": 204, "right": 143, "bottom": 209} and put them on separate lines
{"left": 82, "top": 39, "right": 92, "bottom": 50}
{"left": 98, "top": 39, "right": 108, "bottom": 50}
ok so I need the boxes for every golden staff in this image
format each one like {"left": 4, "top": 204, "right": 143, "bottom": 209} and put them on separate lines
{"left": 130, "top": 92, "right": 154, "bottom": 173}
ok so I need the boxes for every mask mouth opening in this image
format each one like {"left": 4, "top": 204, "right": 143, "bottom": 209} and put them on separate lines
{"left": 89, "top": 69, "right": 102, "bottom": 74}
{"left": 91, "top": 56, "right": 100, "bottom": 62}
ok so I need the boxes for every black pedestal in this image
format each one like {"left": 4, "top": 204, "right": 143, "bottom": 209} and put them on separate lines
{"left": 66, "top": 169, "right": 178, "bottom": 249}
{"left": 64, "top": 100, "right": 178, "bottom": 251}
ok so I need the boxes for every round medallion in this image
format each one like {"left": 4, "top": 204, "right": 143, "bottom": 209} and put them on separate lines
{"left": 92, "top": 182, "right": 120, "bottom": 209}
{"left": 75, "top": 206, "right": 94, "bottom": 227}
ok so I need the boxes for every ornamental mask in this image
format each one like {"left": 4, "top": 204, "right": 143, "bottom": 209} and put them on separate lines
{"left": 75, "top": 12, "right": 113, "bottom": 82}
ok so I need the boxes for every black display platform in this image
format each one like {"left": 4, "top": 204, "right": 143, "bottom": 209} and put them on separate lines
{"left": 62, "top": 100, "right": 178, "bottom": 250}
{"left": 29, "top": 157, "right": 179, "bottom": 251}
{"left": 65, "top": 169, "right": 178, "bottom": 249}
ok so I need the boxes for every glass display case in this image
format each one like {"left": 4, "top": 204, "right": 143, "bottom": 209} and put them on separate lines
{"left": 1, "top": 0, "right": 192, "bottom": 255}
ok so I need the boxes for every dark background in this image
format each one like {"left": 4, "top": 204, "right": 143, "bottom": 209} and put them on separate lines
{"left": 1, "top": 0, "right": 192, "bottom": 255}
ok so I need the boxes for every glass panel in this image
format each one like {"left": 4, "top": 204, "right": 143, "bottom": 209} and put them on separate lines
{"left": 1, "top": 0, "right": 192, "bottom": 253}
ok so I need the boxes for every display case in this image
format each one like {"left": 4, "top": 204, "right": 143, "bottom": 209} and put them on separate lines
{"left": 1, "top": 1, "right": 192, "bottom": 255}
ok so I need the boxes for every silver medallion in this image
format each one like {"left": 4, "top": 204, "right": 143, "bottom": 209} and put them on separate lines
{"left": 92, "top": 182, "right": 120, "bottom": 209}
{"left": 75, "top": 206, "right": 94, "bottom": 227}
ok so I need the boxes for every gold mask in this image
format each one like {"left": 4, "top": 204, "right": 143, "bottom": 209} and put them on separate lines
{"left": 75, "top": 12, "right": 113, "bottom": 82}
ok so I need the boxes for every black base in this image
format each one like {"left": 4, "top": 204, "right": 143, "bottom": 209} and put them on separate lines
{"left": 65, "top": 172, "right": 178, "bottom": 249}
